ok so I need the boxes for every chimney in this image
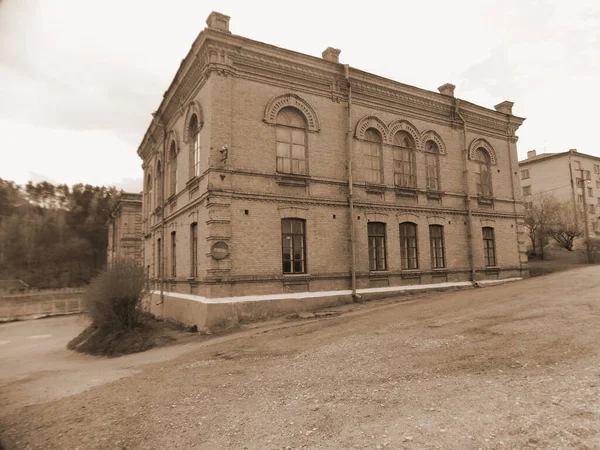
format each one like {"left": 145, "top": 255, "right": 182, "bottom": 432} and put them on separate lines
{"left": 494, "top": 101, "right": 514, "bottom": 115}
{"left": 527, "top": 150, "right": 536, "bottom": 159}
{"left": 322, "top": 47, "right": 341, "bottom": 63}
{"left": 437, "top": 83, "right": 455, "bottom": 97}
{"left": 569, "top": 148, "right": 578, "bottom": 153}
{"left": 206, "top": 12, "right": 231, "bottom": 33}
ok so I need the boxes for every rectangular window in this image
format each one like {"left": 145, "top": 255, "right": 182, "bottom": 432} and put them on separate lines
{"left": 520, "top": 169, "right": 530, "bottom": 180}
{"left": 399, "top": 222, "right": 418, "bottom": 270}
{"left": 171, "top": 231, "right": 176, "bottom": 278}
{"left": 190, "top": 223, "right": 198, "bottom": 278}
{"left": 574, "top": 161, "right": 581, "bottom": 170}
{"left": 483, "top": 227, "right": 496, "bottom": 267}
{"left": 522, "top": 186, "right": 531, "bottom": 196}
{"left": 281, "top": 219, "right": 306, "bottom": 274}
{"left": 588, "top": 187, "right": 593, "bottom": 197}
{"left": 157, "top": 238, "right": 162, "bottom": 278}
{"left": 429, "top": 225, "right": 445, "bottom": 269}
{"left": 595, "top": 164, "right": 600, "bottom": 174}
{"left": 368, "top": 222, "right": 387, "bottom": 271}
{"left": 585, "top": 170, "right": 591, "bottom": 180}
{"left": 596, "top": 181, "right": 600, "bottom": 189}
{"left": 578, "top": 195, "right": 584, "bottom": 203}
{"left": 276, "top": 128, "right": 307, "bottom": 175}
{"left": 194, "top": 134, "right": 201, "bottom": 177}
{"left": 576, "top": 177, "right": 582, "bottom": 186}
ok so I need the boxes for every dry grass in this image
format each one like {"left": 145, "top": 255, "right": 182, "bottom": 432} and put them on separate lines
{"left": 527, "top": 244, "right": 594, "bottom": 277}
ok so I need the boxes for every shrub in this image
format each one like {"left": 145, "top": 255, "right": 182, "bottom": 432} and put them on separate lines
{"left": 83, "top": 259, "right": 147, "bottom": 330}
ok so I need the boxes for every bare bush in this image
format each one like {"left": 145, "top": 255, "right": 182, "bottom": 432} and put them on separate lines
{"left": 546, "top": 204, "right": 583, "bottom": 251}
{"left": 83, "top": 259, "right": 147, "bottom": 330}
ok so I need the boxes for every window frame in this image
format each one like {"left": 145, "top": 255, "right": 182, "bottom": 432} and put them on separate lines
{"left": 392, "top": 132, "right": 417, "bottom": 188}
{"left": 482, "top": 227, "right": 497, "bottom": 267}
{"left": 368, "top": 222, "right": 387, "bottom": 271}
{"left": 429, "top": 225, "right": 446, "bottom": 269}
{"left": 276, "top": 107, "right": 308, "bottom": 176}
{"left": 168, "top": 141, "right": 177, "bottom": 197}
{"left": 522, "top": 186, "right": 532, "bottom": 196}
{"left": 399, "top": 222, "right": 419, "bottom": 270}
{"left": 520, "top": 169, "right": 530, "bottom": 180}
{"left": 190, "top": 222, "right": 198, "bottom": 278}
{"left": 475, "top": 148, "right": 493, "bottom": 197}
{"left": 424, "top": 141, "right": 441, "bottom": 191}
{"left": 364, "top": 129, "right": 383, "bottom": 184}
{"left": 170, "top": 231, "right": 176, "bottom": 278}
{"left": 157, "top": 237, "right": 162, "bottom": 278}
{"left": 281, "top": 218, "right": 307, "bottom": 274}
{"left": 188, "top": 114, "right": 201, "bottom": 180}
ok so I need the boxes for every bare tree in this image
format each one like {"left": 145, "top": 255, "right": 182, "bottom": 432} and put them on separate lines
{"left": 523, "top": 193, "right": 560, "bottom": 259}
{"left": 546, "top": 201, "right": 583, "bottom": 251}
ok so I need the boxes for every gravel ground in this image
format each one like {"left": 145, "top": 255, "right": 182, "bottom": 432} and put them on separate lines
{"left": 1, "top": 266, "right": 600, "bottom": 450}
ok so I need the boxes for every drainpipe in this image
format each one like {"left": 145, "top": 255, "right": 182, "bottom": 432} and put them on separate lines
{"left": 153, "top": 113, "right": 167, "bottom": 306}
{"left": 453, "top": 100, "right": 476, "bottom": 281}
{"left": 344, "top": 64, "right": 359, "bottom": 300}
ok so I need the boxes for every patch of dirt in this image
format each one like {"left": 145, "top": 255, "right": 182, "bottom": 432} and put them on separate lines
{"left": 67, "top": 313, "right": 196, "bottom": 357}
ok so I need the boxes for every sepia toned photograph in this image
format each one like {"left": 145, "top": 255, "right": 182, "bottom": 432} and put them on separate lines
{"left": 1, "top": 1, "right": 599, "bottom": 448}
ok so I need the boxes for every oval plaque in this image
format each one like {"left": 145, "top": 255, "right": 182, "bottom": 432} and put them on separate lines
{"left": 211, "top": 241, "right": 229, "bottom": 260}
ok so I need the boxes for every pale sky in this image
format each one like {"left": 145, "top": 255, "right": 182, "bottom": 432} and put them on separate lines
{"left": 1, "top": 0, "right": 599, "bottom": 192}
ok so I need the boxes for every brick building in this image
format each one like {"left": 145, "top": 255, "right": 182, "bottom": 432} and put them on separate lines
{"left": 137, "top": 12, "right": 528, "bottom": 329}
{"left": 519, "top": 149, "right": 600, "bottom": 235}
{"left": 107, "top": 192, "right": 143, "bottom": 266}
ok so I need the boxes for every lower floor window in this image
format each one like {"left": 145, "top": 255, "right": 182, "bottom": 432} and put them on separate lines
{"left": 483, "top": 227, "right": 496, "bottom": 266}
{"left": 282, "top": 218, "right": 306, "bottom": 273}
{"left": 368, "top": 222, "right": 387, "bottom": 271}
{"left": 429, "top": 225, "right": 445, "bottom": 268}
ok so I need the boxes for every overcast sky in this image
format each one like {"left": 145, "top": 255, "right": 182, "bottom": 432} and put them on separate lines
{"left": 1, "top": 0, "right": 599, "bottom": 191}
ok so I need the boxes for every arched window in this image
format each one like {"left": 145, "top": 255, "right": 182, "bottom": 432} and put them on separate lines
{"left": 399, "top": 222, "right": 418, "bottom": 269}
{"left": 393, "top": 132, "right": 416, "bottom": 188}
{"left": 168, "top": 141, "right": 177, "bottom": 197}
{"left": 364, "top": 129, "right": 382, "bottom": 184}
{"left": 424, "top": 141, "right": 441, "bottom": 191}
{"left": 368, "top": 222, "right": 387, "bottom": 271}
{"left": 155, "top": 161, "right": 163, "bottom": 206}
{"left": 276, "top": 107, "right": 307, "bottom": 175}
{"left": 188, "top": 114, "right": 201, "bottom": 179}
{"left": 145, "top": 173, "right": 153, "bottom": 213}
{"left": 281, "top": 218, "right": 306, "bottom": 273}
{"left": 475, "top": 148, "right": 492, "bottom": 197}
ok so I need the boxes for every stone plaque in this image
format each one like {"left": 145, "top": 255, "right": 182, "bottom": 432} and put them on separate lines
{"left": 211, "top": 241, "right": 229, "bottom": 260}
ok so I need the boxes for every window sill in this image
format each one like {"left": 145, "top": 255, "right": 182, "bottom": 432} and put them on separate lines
{"left": 369, "top": 271, "right": 390, "bottom": 277}
{"left": 477, "top": 196, "right": 494, "bottom": 207}
{"left": 400, "top": 270, "right": 421, "bottom": 279}
{"left": 276, "top": 173, "right": 310, "bottom": 187}
{"left": 366, "top": 183, "right": 386, "bottom": 194}
{"left": 485, "top": 266, "right": 500, "bottom": 273}
{"left": 395, "top": 186, "right": 418, "bottom": 199}
{"left": 426, "top": 190, "right": 444, "bottom": 200}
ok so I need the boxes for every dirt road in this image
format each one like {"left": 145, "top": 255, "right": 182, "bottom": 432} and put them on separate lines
{"left": 2, "top": 266, "right": 600, "bottom": 449}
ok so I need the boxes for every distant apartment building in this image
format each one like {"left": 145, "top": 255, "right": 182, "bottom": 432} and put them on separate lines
{"left": 107, "top": 192, "right": 143, "bottom": 266}
{"left": 518, "top": 149, "right": 600, "bottom": 235}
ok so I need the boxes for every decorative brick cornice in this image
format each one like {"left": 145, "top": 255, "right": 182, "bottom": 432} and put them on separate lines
{"left": 469, "top": 138, "right": 498, "bottom": 165}
{"left": 264, "top": 93, "right": 320, "bottom": 132}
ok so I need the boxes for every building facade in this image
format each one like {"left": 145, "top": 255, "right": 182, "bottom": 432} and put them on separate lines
{"left": 137, "top": 12, "right": 527, "bottom": 327}
{"left": 107, "top": 192, "right": 143, "bottom": 266}
{"left": 519, "top": 149, "right": 600, "bottom": 235}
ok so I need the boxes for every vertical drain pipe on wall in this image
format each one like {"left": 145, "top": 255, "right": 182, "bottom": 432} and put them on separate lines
{"left": 453, "top": 100, "right": 476, "bottom": 282}
{"left": 344, "top": 64, "right": 359, "bottom": 300}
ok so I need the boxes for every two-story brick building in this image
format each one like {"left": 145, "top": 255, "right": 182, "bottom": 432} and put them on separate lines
{"left": 107, "top": 192, "right": 143, "bottom": 266}
{"left": 137, "top": 12, "right": 528, "bottom": 330}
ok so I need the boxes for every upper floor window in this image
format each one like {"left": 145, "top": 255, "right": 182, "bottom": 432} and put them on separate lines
{"left": 399, "top": 222, "right": 418, "bottom": 270}
{"left": 475, "top": 148, "right": 492, "bottom": 197}
{"left": 188, "top": 114, "right": 201, "bottom": 179}
{"left": 393, "top": 132, "right": 416, "bottom": 188}
{"left": 168, "top": 141, "right": 177, "bottom": 197}
{"left": 364, "top": 129, "right": 383, "bottom": 184}
{"left": 522, "top": 186, "right": 531, "bottom": 196}
{"left": 368, "top": 222, "right": 387, "bottom": 271}
{"left": 145, "top": 173, "right": 153, "bottom": 213}
{"left": 276, "top": 108, "right": 307, "bottom": 175}
{"left": 429, "top": 225, "right": 445, "bottom": 269}
{"left": 574, "top": 161, "right": 581, "bottom": 170}
{"left": 520, "top": 169, "right": 530, "bottom": 180}
{"left": 190, "top": 222, "right": 198, "bottom": 278}
{"left": 424, "top": 141, "right": 441, "bottom": 191}
{"left": 483, "top": 227, "right": 496, "bottom": 266}
{"left": 594, "top": 164, "right": 600, "bottom": 174}
{"left": 281, "top": 218, "right": 306, "bottom": 274}
{"left": 155, "top": 161, "right": 163, "bottom": 206}
{"left": 170, "top": 231, "right": 176, "bottom": 278}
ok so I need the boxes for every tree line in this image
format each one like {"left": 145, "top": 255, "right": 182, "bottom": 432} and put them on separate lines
{"left": 0, "top": 179, "right": 120, "bottom": 288}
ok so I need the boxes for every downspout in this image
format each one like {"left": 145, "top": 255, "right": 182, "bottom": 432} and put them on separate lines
{"left": 344, "top": 64, "right": 359, "bottom": 300}
{"left": 505, "top": 120, "right": 520, "bottom": 274}
{"left": 153, "top": 115, "right": 167, "bottom": 306}
{"left": 453, "top": 100, "right": 476, "bottom": 281}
